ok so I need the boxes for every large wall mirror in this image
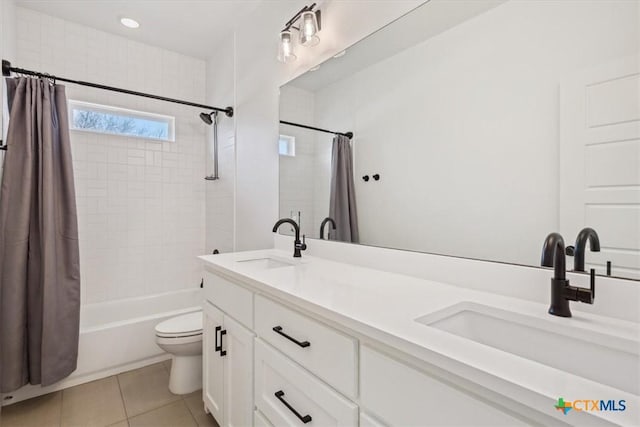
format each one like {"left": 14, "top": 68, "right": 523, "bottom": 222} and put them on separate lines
{"left": 278, "top": 0, "right": 640, "bottom": 280}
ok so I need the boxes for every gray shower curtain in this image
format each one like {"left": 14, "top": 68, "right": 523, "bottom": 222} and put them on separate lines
{"left": 329, "top": 134, "right": 359, "bottom": 243}
{"left": 0, "top": 78, "right": 80, "bottom": 393}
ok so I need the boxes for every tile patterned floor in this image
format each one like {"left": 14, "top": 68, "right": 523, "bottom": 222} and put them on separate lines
{"left": 0, "top": 361, "right": 219, "bottom": 427}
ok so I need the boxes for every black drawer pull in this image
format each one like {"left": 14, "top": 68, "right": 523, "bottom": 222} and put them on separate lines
{"left": 274, "top": 390, "right": 312, "bottom": 424}
{"left": 214, "top": 326, "right": 221, "bottom": 352}
{"left": 213, "top": 326, "right": 222, "bottom": 353}
{"left": 272, "top": 326, "right": 310, "bottom": 348}
{"left": 220, "top": 329, "right": 227, "bottom": 357}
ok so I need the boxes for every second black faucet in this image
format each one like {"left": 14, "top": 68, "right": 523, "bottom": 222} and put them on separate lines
{"left": 541, "top": 231, "right": 596, "bottom": 317}
{"left": 273, "top": 218, "right": 307, "bottom": 258}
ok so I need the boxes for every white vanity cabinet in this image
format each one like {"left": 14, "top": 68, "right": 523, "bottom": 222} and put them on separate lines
{"left": 203, "top": 302, "right": 224, "bottom": 423}
{"left": 202, "top": 265, "right": 539, "bottom": 427}
{"left": 359, "top": 346, "right": 528, "bottom": 426}
{"left": 202, "top": 273, "right": 254, "bottom": 427}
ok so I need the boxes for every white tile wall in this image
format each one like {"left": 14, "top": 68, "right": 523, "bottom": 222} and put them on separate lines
{"left": 279, "top": 85, "right": 319, "bottom": 238}
{"left": 14, "top": 7, "right": 208, "bottom": 304}
{"left": 204, "top": 40, "right": 235, "bottom": 255}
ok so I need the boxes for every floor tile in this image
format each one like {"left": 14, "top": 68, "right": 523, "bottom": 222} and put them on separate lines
{"left": 162, "top": 359, "right": 172, "bottom": 373}
{"left": 118, "top": 363, "right": 180, "bottom": 417}
{"left": 1, "top": 391, "right": 62, "bottom": 427}
{"left": 61, "top": 376, "right": 126, "bottom": 427}
{"left": 107, "top": 421, "right": 129, "bottom": 427}
{"left": 128, "top": 401, "right": 197, "bottom": 427}
{"left": 183, "top": 391, "right": 219, "bottom": 427}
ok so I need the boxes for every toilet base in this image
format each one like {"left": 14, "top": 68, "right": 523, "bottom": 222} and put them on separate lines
{"left": 168, "top": 355, "right": 203, "bottom": 395}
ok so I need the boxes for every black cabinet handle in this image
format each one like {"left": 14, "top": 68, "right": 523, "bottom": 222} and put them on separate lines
{"left": 272, "top": 326, "right": 310, "bottom": 348}
{"left": 219, "top": 329, "right": 227, "bottom": 357}
{"left": 214, "top": 326, "right": 222, "bottom": 353}
{"left": 274, "top": 390, "right": 312, "bottom": 424}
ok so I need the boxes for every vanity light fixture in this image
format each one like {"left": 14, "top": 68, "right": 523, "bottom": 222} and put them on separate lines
{"left": 277, "top": 3, "right": 322, "bottom": 63}
{"left": 120, "top": 17, "right": 140, "bottom": 29}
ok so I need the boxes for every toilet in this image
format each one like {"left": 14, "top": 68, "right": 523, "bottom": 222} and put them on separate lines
{"left": 155, "top": 311, "right": 203, "bottom": 395}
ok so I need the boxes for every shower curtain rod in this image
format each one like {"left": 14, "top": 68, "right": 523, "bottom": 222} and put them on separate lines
{"left": 280, "top": 120, "right": 353, "bottom": 139}
{"left": 1, "top": 60, "right": 234, "bottom": 117}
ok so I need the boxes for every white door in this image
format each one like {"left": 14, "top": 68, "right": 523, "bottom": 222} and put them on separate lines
{"left": 560, "top": 55, "right": 640, "bottom": 278}
{"left": 222, "top": 315, "right": 254, "bottom": 427}
{"left": 203, "top": 302, "right": 225, "bottom": 424}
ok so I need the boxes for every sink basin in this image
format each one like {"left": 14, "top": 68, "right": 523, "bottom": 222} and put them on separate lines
{"left": 236, "top": 257, "right": 294, "bottom": 270}
{"left": 416, "top": 302, "right": 640, "bottom": 395}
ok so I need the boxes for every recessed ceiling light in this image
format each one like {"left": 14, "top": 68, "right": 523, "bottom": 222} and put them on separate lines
{"left": 333, "top": 50, "right": 346, "bottom": 58}
{"left": 120, "top": 17, "right": 140, "bottom": 29}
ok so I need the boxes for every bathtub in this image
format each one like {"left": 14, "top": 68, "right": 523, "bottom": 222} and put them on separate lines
{"left": 1, "top": 288, "right": 202, "bottom": 406}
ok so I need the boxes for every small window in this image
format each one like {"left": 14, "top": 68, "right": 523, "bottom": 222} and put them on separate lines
{"left": 279, "top": 134, "right": 295, "bottom": 157}
{"left": 69, "top": 100, "right": 175, "bottom": 141}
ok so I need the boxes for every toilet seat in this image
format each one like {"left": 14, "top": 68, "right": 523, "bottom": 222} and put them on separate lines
{"left": 155, "top": 311, "right": 202, "bottom": 338}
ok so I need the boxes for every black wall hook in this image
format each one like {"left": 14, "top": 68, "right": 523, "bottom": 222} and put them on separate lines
{"left": 362, "top": 175, "right": 369, "bottom": 182}
{"left": 372, "top": 174, "right": 380, "bottom": 181}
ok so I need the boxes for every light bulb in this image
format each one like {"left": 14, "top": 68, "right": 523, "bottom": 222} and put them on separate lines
{"left": 299, "top": 11, "right": 319, "bottom": 47}
{"left": 277, "top": 31, "right": 297, "bottom": 63}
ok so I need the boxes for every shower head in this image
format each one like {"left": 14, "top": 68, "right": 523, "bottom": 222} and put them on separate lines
{"left": 200, "top": 112, "right": 214, "bottom": 125}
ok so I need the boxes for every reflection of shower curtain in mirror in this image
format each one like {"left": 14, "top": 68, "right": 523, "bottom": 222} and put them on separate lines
{"left": 0, "top": 78, "right": 81, "bottom": 392}
{"left": 329, "top": 135, "right": 359, "bottom": 243}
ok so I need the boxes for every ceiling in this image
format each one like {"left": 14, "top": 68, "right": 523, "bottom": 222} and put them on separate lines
{"left": 288, "top": 0, "right": 506, "bottom": 92}
{"left": 15, "top": 0, "right": 265, "bottom": 59}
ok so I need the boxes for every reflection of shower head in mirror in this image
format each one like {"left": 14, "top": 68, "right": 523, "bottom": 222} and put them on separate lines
{"left": 200, "top": 111, "right": 215, "bottom": 125}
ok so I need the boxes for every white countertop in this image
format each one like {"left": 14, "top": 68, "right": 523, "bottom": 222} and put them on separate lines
{"left": 200, "top": 249, "right": 640, "bottom": 426}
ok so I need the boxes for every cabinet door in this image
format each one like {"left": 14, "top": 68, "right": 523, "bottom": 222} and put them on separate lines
{"left": 360, "top": 346, "right": 527, "bottom": 426}
{"left": 222, "top": 315, "right": 254, "bottom": 427}
{"left": 203, "top": 302, "right": 224, "bottom": 424}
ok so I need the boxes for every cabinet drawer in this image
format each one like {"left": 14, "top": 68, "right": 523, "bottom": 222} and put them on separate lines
{"left": 255, "top": 339, "right": 358, "bottom": 427}
{"left": 255, "top": 295, "right": 358, "bottom": 398}
{"left": 360, "top": 346, "right": 527, "bottom": 426}
{"left": 203, "top": 270, "right": 253, "bottom": 328}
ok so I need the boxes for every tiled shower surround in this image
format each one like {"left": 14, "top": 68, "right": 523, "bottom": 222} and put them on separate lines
{"left": 14, "top": 7, "right": 209, "bottom": 304}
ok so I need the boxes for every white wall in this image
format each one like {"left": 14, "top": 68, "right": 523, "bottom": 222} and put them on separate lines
{"left": 220, "top": 0, "right": 425, "bottom": 251}
{"left": 14, "top": 7, "right": 207, "bottom": 304}
{"left": 309, "top": 0, "right": 639, "bottom": 265}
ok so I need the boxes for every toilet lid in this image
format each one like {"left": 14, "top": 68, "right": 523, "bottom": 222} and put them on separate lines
{"left": 155, "top": 311, "right": 202, "bottom": 337}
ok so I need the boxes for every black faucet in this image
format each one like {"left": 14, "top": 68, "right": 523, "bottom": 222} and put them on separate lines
{"left": 273, "top": 218, "right": 307, "bottom": 258}
{"left": 573, "top": 227, "right": 600, "bottom": 272}
{"left": 319, "top": 217, "right": 336, "bottom": 240}
{"left": 541, "top": 232, "right": 595, "bottom": 317}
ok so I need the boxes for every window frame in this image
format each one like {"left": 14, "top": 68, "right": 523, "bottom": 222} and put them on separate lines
{"left": 68, "top": 99, "right": 176, "bottom": 142}
{"left": 278, "top": 134, "right": 296, "bottom": 157}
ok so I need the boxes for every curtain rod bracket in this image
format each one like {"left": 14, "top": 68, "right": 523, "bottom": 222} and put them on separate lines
{"left": 2, "top": 60, "right": 11, "bottom": 77}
